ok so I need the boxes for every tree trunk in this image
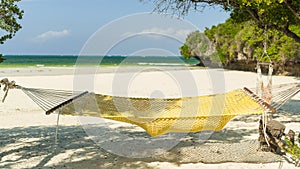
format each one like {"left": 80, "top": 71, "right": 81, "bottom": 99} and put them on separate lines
{"left": 258, "top": 119, "right": 286, "bottom": 154}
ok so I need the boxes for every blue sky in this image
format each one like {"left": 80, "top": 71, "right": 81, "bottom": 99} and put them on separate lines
{"left": 0, "top": 0, "right": 230, "bottom": 55}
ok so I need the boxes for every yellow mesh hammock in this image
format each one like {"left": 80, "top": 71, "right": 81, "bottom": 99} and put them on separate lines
{"left": 3, "top": 78, "right": 299, "bottom": 137}
{"left": 60, "top": 88, "right": 275, "bottom": 136}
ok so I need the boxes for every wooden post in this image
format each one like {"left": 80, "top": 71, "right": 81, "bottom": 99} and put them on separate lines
{"left": 259, "top": 119, "right": 286, "bottom": 154}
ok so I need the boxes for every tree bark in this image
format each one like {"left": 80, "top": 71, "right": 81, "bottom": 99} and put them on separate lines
{"left": 259, "top": 119, "right": 286, "bottom": 154}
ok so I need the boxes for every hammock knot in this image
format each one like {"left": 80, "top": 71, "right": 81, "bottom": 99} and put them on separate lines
{"left": 0, "top": 78, "right": 20, "bottom": 102}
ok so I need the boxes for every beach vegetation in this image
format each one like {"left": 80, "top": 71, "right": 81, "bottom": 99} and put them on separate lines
{"left": 284, "top": 132, "right": 300, "bottom": 166}
{"left": 180, "top": 19, "right": 300, "bottom": 68}
{"left": 179, "top": 30, "right": 221, "bottom": 66}
{"left": 206, "top": 19, "right": 300, "bottom": 63}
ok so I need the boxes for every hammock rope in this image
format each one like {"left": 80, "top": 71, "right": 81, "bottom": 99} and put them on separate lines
{"left": 256, "top": 63, "right": 273, "bottom": 147}
{"left": 256, "top": 25, "right": 274, "bottom": 147}
{"left": 1, "top": 78, "right": 299, "bottom": 136}
{"left": 256, "top": 62, "right": 273, "bottom": 146}
{"left": 0, "top": 78, "right": 16, "bottom": 103}
{"left": 20, "top": 87, "right": 89, "bottom": 115}
{"left": 271, "top": 83, "right": 300, "bottom": 110}
{"left": 0, "top": 79, "right": 89, "bottom": 115}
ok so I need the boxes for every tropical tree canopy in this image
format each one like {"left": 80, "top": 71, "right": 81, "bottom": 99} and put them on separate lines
{"left": 0, "top": 0, "right": 23, "bottom": 44}
{"left": 0, "top": 0, "right": 23, "bottom": 62}
{"left": 147, "top": 0, "right": 300, "bottom": 43}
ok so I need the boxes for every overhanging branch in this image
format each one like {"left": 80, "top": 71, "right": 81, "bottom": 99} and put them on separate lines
{"left": 284, "top": 0, "right": 300, "bottom": 20}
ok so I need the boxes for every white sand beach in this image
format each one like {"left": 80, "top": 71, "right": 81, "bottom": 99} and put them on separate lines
{"left": 0, "top": 66, "right": 299, "bottom": 169}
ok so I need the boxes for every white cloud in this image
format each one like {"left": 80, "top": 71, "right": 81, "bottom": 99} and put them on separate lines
{"left": 34, "top": 29, "right": 71, "bottom": 42}
{"left": 123, "top": 28, "right": 193, "bottom": 41}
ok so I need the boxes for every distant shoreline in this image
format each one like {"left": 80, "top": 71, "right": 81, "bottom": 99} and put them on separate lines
{"left": 0, "top": 65, "right": 204, "bottom": 77}
{"left": 1, "top": 63, "right": 299, "bottom": 78}
{"left": 2, "top": 55, "right": 299, "bottom": 77}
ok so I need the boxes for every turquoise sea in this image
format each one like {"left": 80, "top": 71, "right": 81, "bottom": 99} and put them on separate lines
{"left": 1, "top": 55, "right": 199, "bottom": 67}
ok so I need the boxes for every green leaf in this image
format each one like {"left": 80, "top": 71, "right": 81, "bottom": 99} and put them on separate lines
{"left": 0, "top": 0, "right": 23, "bottom": 45}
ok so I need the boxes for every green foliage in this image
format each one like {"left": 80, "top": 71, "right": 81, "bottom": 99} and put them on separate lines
{"left": 152, "top": 0, "right": 300, "bottom": 64}
{"left": 179, "top": 30, "right": 224, "bottom": 65}
{"left": 0, "top": 0, "right": 23, "bottom": 62}
{"left": 179, "top": 31, "right": 215, "bottom": 62}
{"left": 0, "top": 0, "right": 23, "bottom": 44}
{"left": 284, "top": 133, "right": 300, "bottom": 165}
{"left": 179, "top": 44, "right": 191, "bottom": 59}
{"left": 201, "top": 18, "right": 300, "bottom": 64}
{"left": 204, "top": 18, "right": 246, "bottom": 63}
{"left": 211, "top": 49, "right": 225, "bottom": 64}
{"left": 180, "top": 18, "right": 300, "bottom": 65}
{"left": 149, "top": 0, "right": 300, "bottom": 43}
{"left": 0, "top": 54, "right": 4, "bottom": 63}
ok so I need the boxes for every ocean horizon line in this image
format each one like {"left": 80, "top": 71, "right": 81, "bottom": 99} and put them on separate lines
{"left": 0, "top": 55, "right": 199, "bottom": 68}
{"left": 3, "top": 54, "right": 182, "bottom": 57}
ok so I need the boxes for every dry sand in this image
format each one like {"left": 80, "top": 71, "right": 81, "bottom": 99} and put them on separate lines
{"left": 0, "top": 66, "right": 299, "bottom": 169}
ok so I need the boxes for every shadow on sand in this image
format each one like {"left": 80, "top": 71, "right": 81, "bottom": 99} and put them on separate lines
{"left": 2, "top": 98, "right": 298, "bottom": 168}
{"left": 0, "top": 120, "right": 285, "bottom": 169}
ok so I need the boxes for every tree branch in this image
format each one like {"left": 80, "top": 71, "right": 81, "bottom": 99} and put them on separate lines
{"left": 281, "top": 24, "right": 300, "bottom": 43}
{"left": 266, "top": 23, "right": 300, "bottom": 43}
{"left": 246, "top": 9, "right": 262, "bottom": 26}
{"left": 284, "top": 0, "right": 300, "bottom": 21}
